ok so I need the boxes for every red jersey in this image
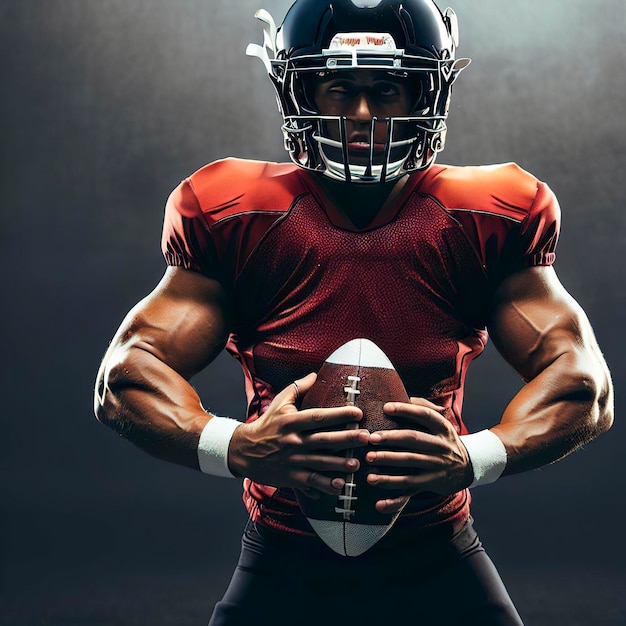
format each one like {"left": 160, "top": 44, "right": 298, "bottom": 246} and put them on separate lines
{"left": 162, "top": 158, "right": 560, "bottom": 536}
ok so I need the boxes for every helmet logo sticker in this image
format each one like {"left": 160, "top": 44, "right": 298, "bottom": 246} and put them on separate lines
{"left": 328, "top": 32, "right": 397, "bottom": 52}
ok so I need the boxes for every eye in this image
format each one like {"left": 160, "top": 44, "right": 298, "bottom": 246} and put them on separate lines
{"left": 326, "top": 81, "right": 353, "bottom": 95}
{"left": 375, "top": 82, "right": 401, "bottom": 98}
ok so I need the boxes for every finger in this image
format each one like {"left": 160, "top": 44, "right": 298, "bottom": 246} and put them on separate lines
{"left": 291, "top": 469, "right": 345, "bottom": 495}
{"left": 275, "top": 372, "right": 318, "bottom": 407}
{"left": 367, "top": 472, "right": 434, "bottom": 490}
{"left": 293, "top": 371, "right": 319, "bottom": 397}
{"left": 375, "top": 495, "right": 411, "bottom": 515}
{"left": 305, "top": 428, "right": 370, "bottom": 450}
{"left": 367, "top": 429, "right": 442, "bottom": 452}
{"left": 367, "top": 473, "right": 412, "bottom": 490}
{"left": 382, "top": 401, "right": 450, "bottom": 434}
{"left": 288, "top": 405, "right": 363, "bottom": 432}
{"left": 365, "top": 449, "right": 437, "bottom": 468}
{"left": 290, "top": 453, "right": 360, "bottom": 474}
{"left": 297, "top": 479, "right": 353, "bottom": 499}
{"left": 270, "top": 372, "right": 318, "bottom": 412}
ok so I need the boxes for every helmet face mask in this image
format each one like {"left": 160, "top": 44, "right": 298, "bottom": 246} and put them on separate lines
{"left": 247, "top": 0, "right": 470, "bottom": 184}
{"left": 288, "top": 114, "right": 414, "bottom": 184}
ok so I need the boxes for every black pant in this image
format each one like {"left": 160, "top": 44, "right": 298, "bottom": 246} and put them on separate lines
{"left": 209, "top": 517, "right": 524, "bottom": 626}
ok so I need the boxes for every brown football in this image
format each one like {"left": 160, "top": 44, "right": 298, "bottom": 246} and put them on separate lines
{"left": 296, "top": 338, "right": 410, "bottom": 557}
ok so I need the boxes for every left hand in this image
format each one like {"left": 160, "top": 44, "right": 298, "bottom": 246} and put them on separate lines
{"left": 366, "top": 397, "right": 474, "bottom": 514}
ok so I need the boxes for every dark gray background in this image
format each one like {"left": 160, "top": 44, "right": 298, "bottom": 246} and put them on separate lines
{"left": 1, "top": 1, "right": 624, "bottom": 624}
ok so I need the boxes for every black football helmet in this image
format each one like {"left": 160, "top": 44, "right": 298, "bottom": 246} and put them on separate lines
{"left": 247, "top": 0, "right": 470, "bottom": 183}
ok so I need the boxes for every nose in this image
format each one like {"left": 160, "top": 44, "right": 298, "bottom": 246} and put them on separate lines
{"left": 350, "top": 93, "right": 374, "bottom": 124}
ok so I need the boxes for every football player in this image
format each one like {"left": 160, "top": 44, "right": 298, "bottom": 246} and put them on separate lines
{"left": 94, "top": 1, "right": 613, "bottom": 624}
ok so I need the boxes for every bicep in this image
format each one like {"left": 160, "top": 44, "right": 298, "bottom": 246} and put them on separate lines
{"left": 487, "top": 266, "right": 600, "bottom": 382}
{"left": 106, "top": 266, "right": 232, "bottom": 379}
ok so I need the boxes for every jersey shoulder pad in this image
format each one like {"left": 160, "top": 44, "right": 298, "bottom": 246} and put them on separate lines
{"left": 420, "top": 162, "right": 543, "bottom": 221}
{"left": 186, "top": 158, "right": 304, "bottom": 225}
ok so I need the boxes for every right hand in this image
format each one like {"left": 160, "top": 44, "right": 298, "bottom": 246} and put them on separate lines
{"left": 227, "top": 373, "right": 368, "bottom": 495}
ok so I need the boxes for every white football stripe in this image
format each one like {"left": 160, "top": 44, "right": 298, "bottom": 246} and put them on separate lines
{"left": 326, "top": 338, "right": 394, "bottom": 369}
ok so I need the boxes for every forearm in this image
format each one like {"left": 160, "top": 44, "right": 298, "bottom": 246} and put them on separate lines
{"left": 491, "top": 348, "right": 614, "bottom": 475}
{"left": 95, "top": 342, "right": 213, "bottom": 470}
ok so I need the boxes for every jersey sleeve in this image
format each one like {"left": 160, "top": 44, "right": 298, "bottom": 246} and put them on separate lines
{"left": 498, "top": 180, "right": 561, "bottom": 281}
{"left": 422, "top": 163, "right": 562, "bottom": 288}
{"left": 161, "top": 178, "right": 221, "bottom": 279}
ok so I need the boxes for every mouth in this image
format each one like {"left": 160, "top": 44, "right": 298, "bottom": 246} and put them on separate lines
{"left": 347, "top": 141, "right": 386, "bottom": 154}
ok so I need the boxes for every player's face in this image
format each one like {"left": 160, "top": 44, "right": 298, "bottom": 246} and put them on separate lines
{"left": 311, "top": 69, "right": 416, "bottom": 164}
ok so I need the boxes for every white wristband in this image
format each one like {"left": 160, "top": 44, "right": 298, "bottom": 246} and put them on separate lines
{"left": 197, "top": 416, "right": 241, "bottom": 478}
{"left": 460, "top": 429, "right": 507, "bottom": 488}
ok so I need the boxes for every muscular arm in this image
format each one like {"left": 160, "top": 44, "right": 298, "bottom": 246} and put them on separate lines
{"left": 94, "top": 266, "right": 367, "bottom": 490}
{"left": 488, "top": 265, "right": 614, "bottom": 474}
{"left": 365, "top": 266, "right": 614, "bottom": 511}
{"left": 94, "top": 266, "right": 231, "bottom": 469}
